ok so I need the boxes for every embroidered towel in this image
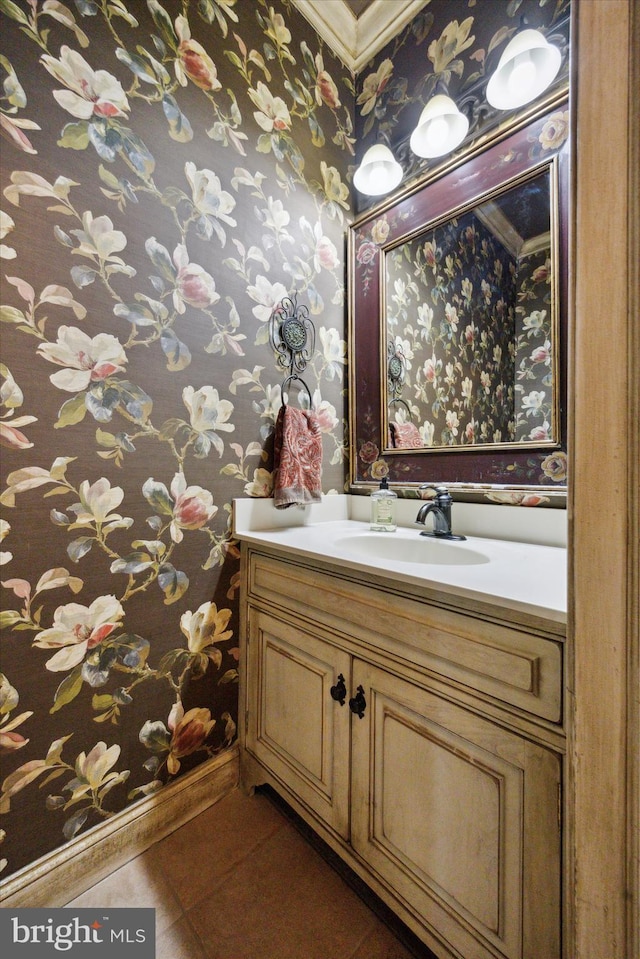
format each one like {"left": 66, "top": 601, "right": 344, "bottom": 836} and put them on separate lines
{"left": 273, "top": 404, "right": 323, "bottom": 509}
{"left": 389, "top": 422, "right": 423, "bottom": 449}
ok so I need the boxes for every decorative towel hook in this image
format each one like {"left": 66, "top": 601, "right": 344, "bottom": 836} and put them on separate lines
{"left": 387, "top": 341, "right": 411, "bottom": 415}
{"left": 270, "top": 293, "right": 315, "bottom": 408}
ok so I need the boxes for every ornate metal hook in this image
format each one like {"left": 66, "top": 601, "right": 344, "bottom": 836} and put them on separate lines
{"left": 387, "top": 341, "right": 409, "bottom": 409}
{"left": 270, "top": 293, "right": 315, "bottom": 406}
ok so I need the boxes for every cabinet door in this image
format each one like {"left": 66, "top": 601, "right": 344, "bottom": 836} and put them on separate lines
{"left": 245, "top": 607, "right": 351, "bottom": 839}
{"left": 350, "top": 662, "right": 561, "bottom": 959}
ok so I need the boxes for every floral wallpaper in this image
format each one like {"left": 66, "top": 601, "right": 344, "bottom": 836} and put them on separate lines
{"left": 513, "top": 246, "right": 554, "bottom": 441}
{"left": 386, "top": 209, "right": 518, "bottom": 448}
{"left": 385, "top": 208, "right": 554, "bottom": 449}
{"left": 0, "top": 0, "right": 353, "bottom": 879}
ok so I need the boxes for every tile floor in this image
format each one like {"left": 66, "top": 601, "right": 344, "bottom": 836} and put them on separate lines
{"left": 67, "top": 785, "right": 436, "bottom": 959}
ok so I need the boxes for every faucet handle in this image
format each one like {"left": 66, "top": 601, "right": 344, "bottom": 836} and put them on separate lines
{"left": 419, "top": 484, "right": 451, "bottom": 504}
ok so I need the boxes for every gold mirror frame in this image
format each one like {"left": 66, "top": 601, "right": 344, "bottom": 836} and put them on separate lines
{"left": 348, "top": 99, "right": 570, "bottom": 506}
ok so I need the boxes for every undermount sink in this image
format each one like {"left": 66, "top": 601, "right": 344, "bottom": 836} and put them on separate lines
{"left": 335, "top": 532, "right": 490, "bottom": 567}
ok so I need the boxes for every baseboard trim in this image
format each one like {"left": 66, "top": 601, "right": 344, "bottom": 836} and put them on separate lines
{"left": 0, "top": 745, "right": 239, "bottom": 908}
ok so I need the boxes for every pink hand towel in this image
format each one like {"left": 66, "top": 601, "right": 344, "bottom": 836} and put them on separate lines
{"left": 389, "top": 422, "right": 423, "bottom": 448}
{"left": 273, "top": 405, "right": 323, "bottom": 509}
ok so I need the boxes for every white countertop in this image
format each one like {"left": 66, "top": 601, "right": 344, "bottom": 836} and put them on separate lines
{"left": 234, "top": 514, "right": 567, "bottom": 626}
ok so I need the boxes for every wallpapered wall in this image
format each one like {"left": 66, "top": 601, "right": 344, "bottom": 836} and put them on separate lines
{"left": 0, "top": 0, "right": 353, "bottom": 879}
{"left": 386, "top": 216, "right": 553, "bottom": 448}
{"left": 0, "top": 0, "right": 570, "bottom": 882}
{"left": 386, "top": 211, "right": 519, "bottom": 448}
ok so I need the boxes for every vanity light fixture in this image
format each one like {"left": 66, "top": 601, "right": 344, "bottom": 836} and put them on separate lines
{"left": 409, "top": 94, "right": 469, "bottom": 159}
{"left": 353, "top": 143, "right": 403, "bottom": 196}
{"left": 486, "top": 29, "right": 561, "bottom": 110}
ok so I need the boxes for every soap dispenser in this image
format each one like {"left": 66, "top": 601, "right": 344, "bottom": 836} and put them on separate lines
{"left": 370, "top": 477, "right": 397, "bottom": 532}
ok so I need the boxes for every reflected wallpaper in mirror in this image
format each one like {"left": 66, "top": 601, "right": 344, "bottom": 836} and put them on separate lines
{"left": 384, "top": 167, "right": 557, "bottom": 451}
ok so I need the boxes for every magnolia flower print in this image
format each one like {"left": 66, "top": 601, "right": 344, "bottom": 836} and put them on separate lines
{"left": 0, "top": 736, "right": 129, "bottom": 837}
{"left": 142, "top": 473, "right": 217, "bottom": 543}
{"left": 33, "top": 594, "right": 125, "bottom": 672}
{"left": 180, "top": 600, "right": 233, "bottom": 655}
{"left": 523, "top": 310, "right": 547, "bottom": 333}
{"left": 320, "top": 161, "right": 349, "bottom": 210}
{"left": 314, "top": 52, "right": 341, "bottom": 110}
{"left": 531, "top": 341, "right": 552, "bottom": 366}
{"left": 420, "top": 421, "right": 436, "bottom": 447}
{"left": 37, "top": 328, "right": 127, "bottom": 392}
{"left": 246, "top": 275, "right": 288, "bottom": 324}
{"left": 445, "top": 410, "right": 460, "bottom": 439}
{"left": 0, "top": 413, "right": 36, "bottom": 451}
{"left": 263, "top": 5, "right": 293, "bottom": 47}
{"left": 248, "top": 81, "right": 291, "bottom": 133}
{"left": 172, "top": 244, "right": 220, "bottom": 312}
{"left": 174, "top": 15, "right": 222, "bottom": 92}
{"left": 69, "top": 477, "right": 128, "bottom": 528}
{"left": 166, "top": 703, "right": 216, "bottom": 775}
{"left": 71, "top": 211, "right": 127, "bottom": 256}
{"left": 357, "top": 59, "right": 393, "bottom": 116}
{"left": 521, "top": 390, "right": 546, "bottom": 415}
{"left": 428, "top": 18, "right": 476, "bottom": 74}
{"left": 0, "top": 674, "right": 32, "bottom": 753}
{"left": 170, "top": 474, "right": 216, "bottom": 541}
{"left": 0, "top": 0, "right": 362, "bottom": 863}
{"left": 70, "top": 741, "right": 126, "bottom": 796}
{"left": 244, "top": 468, "right": 272, "bottom": 498}
{"left": 417, "top": 303, "right": 434, "bottom": 335}
{"left": 41, "top": 46, "right": 130, "bottom": 120}
{"left": 313, "top": 228, "right": 339, "bottom": 272}
{"left": 184, "top": 162, "right": 237, "bottom": 229}
{"left": 182, "top": 385, "right": 235, "bottom": 457}
{"left": 311, "top": 393, "right": 338, "bottom": 434}
{"left": 529, "top": 421, "right": 551, "bottom": 441}
{"left": 423, "top": 356, "right": 437, "bottom": 383}
{"left": 0, "top": 56, "right": 41, "bottom": 157}
{"left": 0, "top": 366, "right": 37, "bottom": 450}
{"left": 319, "top": 327, "right": 346, "bottom": 381}
{"left": 261, "top": 197, "right": 292, "bottom": 244}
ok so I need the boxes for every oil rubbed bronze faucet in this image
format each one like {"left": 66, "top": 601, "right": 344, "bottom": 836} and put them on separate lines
{"left": 415, "top": 485, "right": 466, "bottom": 541}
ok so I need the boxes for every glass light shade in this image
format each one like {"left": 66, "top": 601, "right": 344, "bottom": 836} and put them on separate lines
{"left": 486, "top": 29, "right": 561, "bottom": 110}
{"left": 353, "top": 144, "right": 403, "bottom": 196}
{"left": 409, "top": 95, "right": 469, "bottom": 159}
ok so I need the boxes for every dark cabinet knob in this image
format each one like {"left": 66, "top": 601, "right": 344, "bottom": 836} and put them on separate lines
{"left": 349, "top": 685, "right": 367, "bottom": 718}
{"left": 330, "top": 673, "right": 346, "bottom": 706}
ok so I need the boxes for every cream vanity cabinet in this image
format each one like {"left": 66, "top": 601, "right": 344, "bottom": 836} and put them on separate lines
{"left": 239, "top": 543, "right": 565, "bottom": 959}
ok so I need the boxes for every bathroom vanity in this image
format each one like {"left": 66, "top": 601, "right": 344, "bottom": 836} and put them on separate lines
{"left": 237, "top": 507, "right": 566, "bottom": 959}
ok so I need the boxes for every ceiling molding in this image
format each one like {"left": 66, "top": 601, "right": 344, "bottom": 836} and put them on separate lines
{"left": 291, "top": 0, "right": 429, "bottom": 73}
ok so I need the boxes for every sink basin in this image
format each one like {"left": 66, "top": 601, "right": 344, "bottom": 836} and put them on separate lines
{"left": 335, "top": 532, "right": 490, "bottom": 566}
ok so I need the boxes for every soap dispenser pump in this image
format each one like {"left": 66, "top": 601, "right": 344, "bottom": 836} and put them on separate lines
{"left": 370, "top": 477, "right": 397, "bottom": 532}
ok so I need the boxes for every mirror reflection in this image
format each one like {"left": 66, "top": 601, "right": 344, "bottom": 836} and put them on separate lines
{"left": 383, "top": 166, "right": 557, "bottom": 452}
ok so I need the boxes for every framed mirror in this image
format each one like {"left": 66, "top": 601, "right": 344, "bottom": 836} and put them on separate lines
{"left": 348, "top": 104, "right": 569, "bottom": 505}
